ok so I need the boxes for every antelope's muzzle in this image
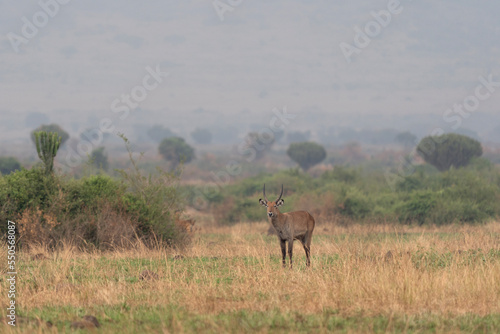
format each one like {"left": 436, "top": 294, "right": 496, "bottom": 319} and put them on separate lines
{"left": 268, "top": 212, "right": 273, "bottom": 217}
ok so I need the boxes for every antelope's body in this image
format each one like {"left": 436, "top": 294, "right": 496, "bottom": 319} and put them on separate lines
{"left": 260, "top": 185, "right": 315, "bottom": 268}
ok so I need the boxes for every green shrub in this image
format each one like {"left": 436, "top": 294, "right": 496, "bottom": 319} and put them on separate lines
{"left": 397, "top": 191, "right": 436, "bottom": 225}
{"left": 63, "top": 175, "right": 124, "bottom": 215}
{"left": 90, "top": 147, "right": 109, "bottom": 171}
{"left": 338, "top": 188, "right": 372, "bottom": 219}
{"left": 210, "top": 169, "right": 315, "bottom": 224}
{"left": 239, "top": 198, "right": 264, "bottom": 222}
{"left": 371, "top": 192, "right": 399, "bottom": 220}
{"left": 432, "top": 172, "right": 498, "bottom": 224}
{"left": 81, "top": 175, "right": 122, "bottom": 203}
{"left": 0, "top": 167, "right": 57, "bottom": 234}
{"left": 396, "top": 175, "right": 424, "bottom": 192}
{"left": 225, "top": 169, "right": 312, "bottom": 199}
{"left": 322, "top": 166, "right": 358, "bottom": 184}
{"left": 202, "top": 161, "right": 500, "bottom": 226}
{"left": 0, "top": 157, "right": 21, "bottom": 175}
{"left": 118, "top": 136, "right": 186, "bottom": 245}
{"left": 1, "top": 137, "right": 188, "bottom": 249}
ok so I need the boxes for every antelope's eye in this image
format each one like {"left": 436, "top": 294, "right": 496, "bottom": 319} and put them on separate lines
{"left": 274, "top": 205, "right": 277, "bottom": 208}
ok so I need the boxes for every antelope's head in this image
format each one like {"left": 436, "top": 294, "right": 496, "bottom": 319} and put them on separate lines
{"left": 259, "top": 184, "right": 284, "bottom": 218}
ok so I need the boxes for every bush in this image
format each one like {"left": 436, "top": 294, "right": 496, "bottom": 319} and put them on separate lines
{"left": 397, "top": 191, "right": 437, "bottom": 225}
{"left": 0, "top": 157, "right": 21, "bottom": 175}
{"left": 63, "top": 175, "right": 124, "bottom": 215}
{"left": 213, "top": 196, "right": 273, "bottom": 225}
{"left": 396, "top": 175, "right": 423, "bottom": 192}
{"left": 204, "top": 158, "right": 500, "bottom": 226}
{"left": 337, "top": 188, "right": 372, "bottom": 219}
{"left": 1, "top": 138, "right": 189, "bottom": 249}
{"left": 0, "top": 169, "right": 134, "bottom": 248}
{"left": 205, "top": 169, "right": 314, "bottom": 225}
{"left": 396, "top": 169, "right": 426, "bottom": 192}
{"left": 431, "top": 170, "right": 498, "bottom": 224}
{"left": 119, "top": 137, "right": 186, "bottom": 246}
{"left": 90, "top": 147, "right": 109, "bottom": 171}
{"left": 322, "top": 166, "right": 358, "bottom": 184}
{"left": 199, "top": 160, "right": 500, "bottom": 226}
{"left": 0, "top": 167, "right": 57, "bottom": 234}
{"left": 212, "top": 198, "right": 239, "bottom": 225}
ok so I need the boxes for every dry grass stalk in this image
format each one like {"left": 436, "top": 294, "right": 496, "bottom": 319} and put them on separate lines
{"left": 0, "top": 222, "right": 498, "bottom": 326}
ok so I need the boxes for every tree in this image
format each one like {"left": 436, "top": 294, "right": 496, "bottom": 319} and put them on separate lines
{"left": 416, "top": 133, "right": 482, "bottom": 171}
{"left": 286, "top": 142, "right": 327, "bottom": 171}
{"left": 34, "top": 131, "right": 62, "bottom": 174}
{"left": 241, "top": 131, "right": 276, "bottom": 161}
{"left": 395, "top": 131, "right": 417, "bottom": 149}
{"left": 148, "top": 125, "right": 175, "bottom": 142}
{"left": 191, "top": 128, "right": 213, "bottom": 144}
{"left": 90, "top": 147, "right": 109, "bottom": 171}
{"left": 159, "top": 137, "right": 195, "bottom": 170}
{"left": 31, "top": 124, "right": 69, "bottom": 147}
{"left": 0, "top": 157, "right": 21, "bottom": 175}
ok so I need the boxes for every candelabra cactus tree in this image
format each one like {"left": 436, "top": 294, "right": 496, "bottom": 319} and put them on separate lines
{"left": 34, "top": 131, "right": 62, "bottom": 174}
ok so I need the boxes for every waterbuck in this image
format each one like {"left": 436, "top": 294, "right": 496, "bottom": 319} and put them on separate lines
{"left": 259, "top": 184, "right": 315, "bottom": 268}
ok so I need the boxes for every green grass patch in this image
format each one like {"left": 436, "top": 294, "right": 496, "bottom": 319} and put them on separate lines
{"left": 8, "top": 306, "right": 500, "bottom": 333}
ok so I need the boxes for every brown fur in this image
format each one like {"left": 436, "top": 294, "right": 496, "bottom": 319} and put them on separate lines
{"left": 260, "top": 189, "right": 315, "bottom": 268}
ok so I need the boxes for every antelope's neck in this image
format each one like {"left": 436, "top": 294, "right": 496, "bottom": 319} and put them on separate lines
{"left": 270, "top": 211, "right": 286, "bottom": 227}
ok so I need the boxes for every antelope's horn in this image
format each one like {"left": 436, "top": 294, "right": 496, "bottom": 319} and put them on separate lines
{"left": 263, "top": 184, "right": 268, "bottom": 202}
{"left": 276, "top": 184, "right": 284, "bottom": 202}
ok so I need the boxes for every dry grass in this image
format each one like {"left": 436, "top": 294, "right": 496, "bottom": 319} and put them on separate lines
{"left": 1, "top": 221, "right": 499, "bottom": 332}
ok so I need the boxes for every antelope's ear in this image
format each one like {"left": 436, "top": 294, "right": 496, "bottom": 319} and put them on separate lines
{"left": 276, "top": 198, "right": 284, "bottom": 207}
{"left": 259, "top": 199, "right": 268, "bottom": 207}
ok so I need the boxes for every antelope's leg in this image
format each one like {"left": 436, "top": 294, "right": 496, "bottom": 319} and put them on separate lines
{"left": 288, "top": 239, "right": 294, "bottom": 269}
{"left": 304, "top": 245, "right": 311, "bottom": 267}
{"left": 280, "top": 238, "right": 287, "bottom": 268}
{"left": 300, "top": 237, "right": 311, "bottom": 267}
{"left": 305, "top": 232, "right": 313, "bottom": 267}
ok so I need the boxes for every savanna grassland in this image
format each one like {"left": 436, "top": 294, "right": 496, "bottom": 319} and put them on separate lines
{"left": 1, "top": 221, "right": 499, "bottom": 333}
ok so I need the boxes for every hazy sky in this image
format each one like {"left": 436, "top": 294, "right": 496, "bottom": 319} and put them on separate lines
{"left": 1, "top": 0, "right": 500, "bottom": 141}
